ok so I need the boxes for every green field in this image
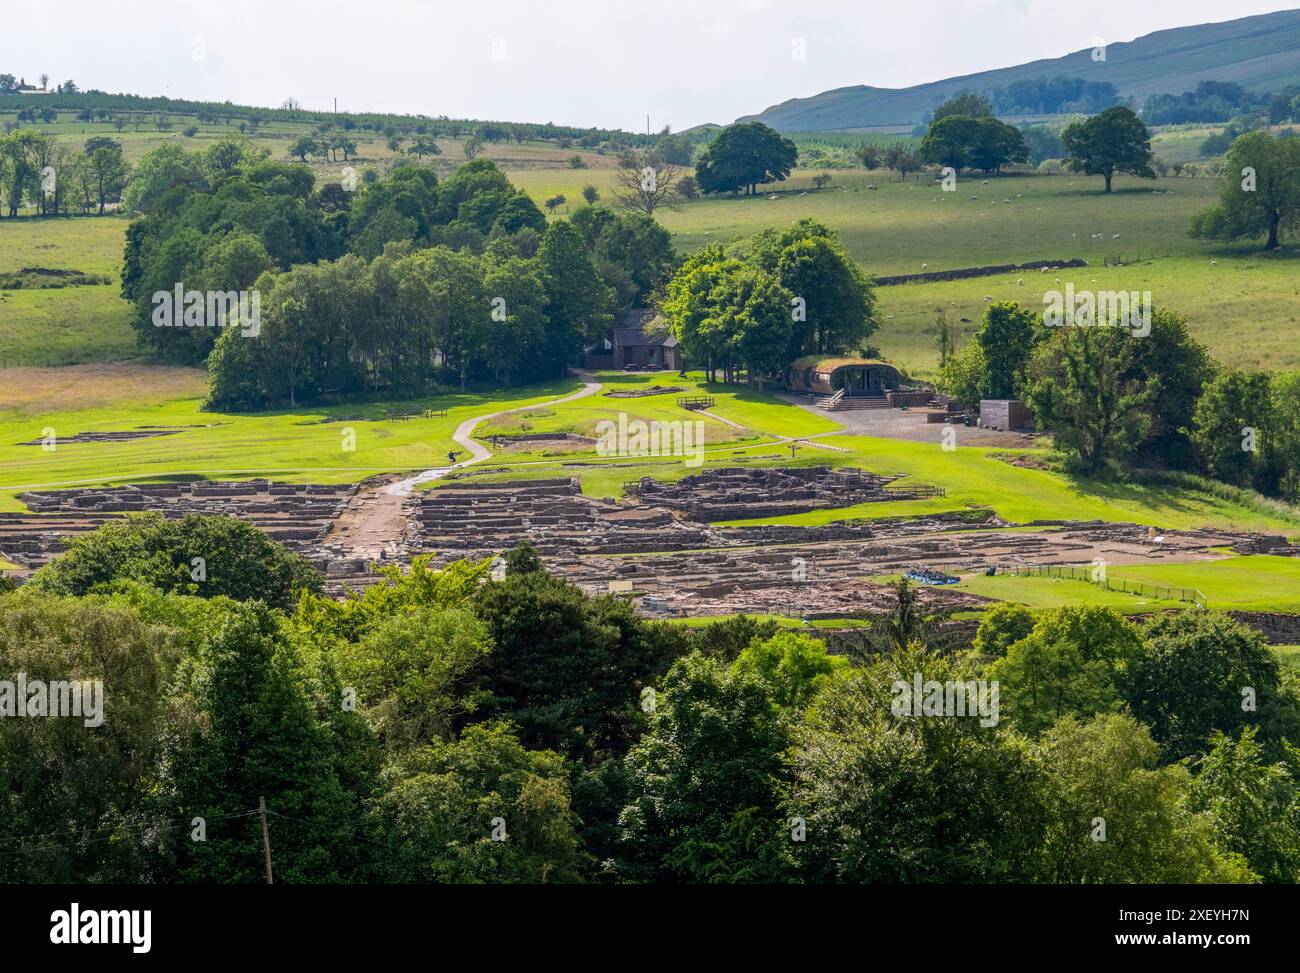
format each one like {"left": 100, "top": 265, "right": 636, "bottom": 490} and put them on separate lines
{"left": 0, "top": 217, "right": 137, "bottom": 365}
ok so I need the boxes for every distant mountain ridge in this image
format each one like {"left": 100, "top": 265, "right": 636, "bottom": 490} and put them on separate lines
{"left": 739, "top": 9, "right": 1300, "bottom": 132}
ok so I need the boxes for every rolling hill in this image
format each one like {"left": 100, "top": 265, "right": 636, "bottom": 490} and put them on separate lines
{"left": 739, "top": 8, "right": 1300, "bottom": 132}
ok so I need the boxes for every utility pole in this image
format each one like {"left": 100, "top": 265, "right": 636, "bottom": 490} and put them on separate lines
{"left": 259, "top": 796, "right": 274, "bottom": 885}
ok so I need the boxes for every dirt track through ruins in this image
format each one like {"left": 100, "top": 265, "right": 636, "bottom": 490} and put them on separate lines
{"left": 324, "top": 373, "right": 605, "bottom": 559}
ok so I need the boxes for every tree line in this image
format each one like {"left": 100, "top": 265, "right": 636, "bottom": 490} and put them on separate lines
{"left": 118, "top": 140, "right": 673, "bottom": 397}
{"left": 4, "top": 515, "right": 1299, "bottom": 883}
{"left": 0, "top": 130, "right": 127, "bottom": 216}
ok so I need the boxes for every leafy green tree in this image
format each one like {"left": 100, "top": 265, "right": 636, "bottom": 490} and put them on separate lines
{"left": 975, "top": 301, "right": 1039, "bottom": 399}
{"left": 1191, "top": 369, "right": 1273, "bottom": 488}
{"left": 931, "top": 90, "right": 994, "bottom": 122}
{"left": 1061, "top": 106, "right": 1156, "bottom": 192}
{"left": 85, "top": 138, "right": 127, "bottom": 214}
{"left": 1187, "top": 727, "right": 1300, "bottom": 882}
{"left": 1122, "top": 309, "right": 1212, "bottom": 468}
{"left": 28, "top": 513, "right": 321, "bottom": 609}
{"left": 972, "top": 602, "right": 1036, "bottom": 658}
{"left": 1270, "top": 371, "right": 1300, "bottom": 501}
{"left": 733, "top": 631, "right": 846, "bottom": 712}
{"left": 920, "top": 116, "right": 1027, "bottom": 173}
{"left": 770, "top": 231, "right": 875, "bottom": 358}
{"left": 1023, "top": 324, "right": 1155, "bottom": 473}
{"left": 989, "top": 606, "right": 1138, "bottom": 735}
{"left": 367, "top": 723, "right": 583, "bottom": 883}
{"left": 1190, "top": 130, "right": 1300, "bottom": 249}
{"left": 121, "top": 143, "right": 206, "bottom": 213}
{"left": 786, "top": 646, "right": 1049, "bottom": 882}
{"left": 472, "top": 570, "right": 685, "bottom": 760}
{"left": 1034, "top": 715, "right": 1256, "bottom": 883}
{"left": 287, "top": 136, "right": 318, "bottom": 163}
{"left": 0, "top": 593, "right": 177, "bottom": 882}
{"left": 333, "top": 607, "right": 492, "bottom": 749}
{"left": 695, "top": 122, "right": 798, "bottom": 196}
{"left": 619, "top": 653, "right": 792, "bottom": 883}
{"left": 1126, "top": 611, "right": 1299, "bottom": 762}
{"left": 152, "top": 597, "right": 367, "bottom": 883}
{"left": 536, "top": 219, "right": 612, "bottom": 372}
{"left": 935, "top": 338, "right": 985, "bottom": 408}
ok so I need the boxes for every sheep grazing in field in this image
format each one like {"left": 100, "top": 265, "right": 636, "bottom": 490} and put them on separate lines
{"left": 1112, "top": 234, "right": 1120, "bottom": 239}
{"left": 1211, "top": 259, "right": 1218, "bottom": 265}
{"left": 983, "top": 295, "right": 993, "bottom": 302}
{"left": 1017, "top": 279, "right": 1024, "bottom": 286}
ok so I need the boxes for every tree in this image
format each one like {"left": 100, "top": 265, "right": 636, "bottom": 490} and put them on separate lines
{"left": 333, "top": 607, "right": 492, "bottom": 748}
{"left": 472, "top": 569, "right": 683, "bottom": 760}
{"left": 972, "top": 602, "right": 1036, "bottom": 657}
{"left": 1191, "top": 369, "right": 1273, "bottom": 488}
{"left": 1186, "top": 727, "right": 1300, "bottom": 883}
{"left": 920, "top": 116, "right": 1027, "bottom": 173}
{"left": 695, "top": 122, "right": 798, "bottom": 196}
{"left": 581, "top": 183, "right": 599, "bottom": 204}
{"left": 536, "top": 220, "right": 612, "bottom": 370}
{"left": 287, "top": 136, "right": 318, "bottom": 162}
{"left": 1125, "top": 611, "right": 1299, "bottom": 762}
{"left": 989, "top": 606, "right": 1140, "bottom": 735}
{"left": 1189, "top": 130, "right": 1300, "bottom": 249}
{"left": 463, "top": 135, "right": 484, "bottom": 160}
{"left": 407, "top": 135, "right": 441, "bottom": 160}
{"left": 618, "top": 653, "right": 792, "bottom": 883}
{"left": 786, "top": 647, "right": 1049, "bottom": 882}
{"left": 1034, "top": 715, "right": 1255, "bottom": 883}
{"left": 1061, "top": 106, "right": 1156, "bottom": 192}
{"left": 544, "top": 193, "right": 566, "bottom": 214}
{"left": 28, "top": 513, "right": 322, "bottom": 608}
{"left": 1122, "top": 310, "right": 1212, "bottom": 469}
{"left": 1023, "top": 324, "right": 1156, "bottom": 473}
{"left": 931, "top": 90, "right": 993, "bottom": 123}
{"left": 975, "top": 301, "right": 1039, "bottom": 399}
{"left": 0, "top": 593, "right": 176, "bottom": 883}
{"left": 85, "top": 139, "right": 127, "bottom": 214}
{"left": 367, "top": 723, "right": 584, "bottom": 883}
{"left": 612, "top": 151, "right": 680, "bottom": 217}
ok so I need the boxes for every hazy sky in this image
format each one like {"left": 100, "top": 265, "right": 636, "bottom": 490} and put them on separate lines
{"left": 12, "top": 1, "right": 1300, "bottom": 131}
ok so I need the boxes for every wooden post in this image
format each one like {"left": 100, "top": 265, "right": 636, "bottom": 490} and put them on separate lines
{"left": 259, "top": 796, "right": 274, "bottom": 885}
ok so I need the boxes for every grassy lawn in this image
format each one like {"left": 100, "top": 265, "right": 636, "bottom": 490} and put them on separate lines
{"left": 479, "top": 369, "right": 838, "bottom": 443}
{"left": 0, "top": 369, "right": 582, "bottom": 511}
{"left": 950, "top": 572, "right": 1187, "bottom": 613}
{"left": 1107, "top": 555, "right": 1300, "bottom": 612}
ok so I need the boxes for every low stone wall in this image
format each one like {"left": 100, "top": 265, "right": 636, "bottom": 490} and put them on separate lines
{"left": 876, "top": 258, "right": 1088, "bottom": 286}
